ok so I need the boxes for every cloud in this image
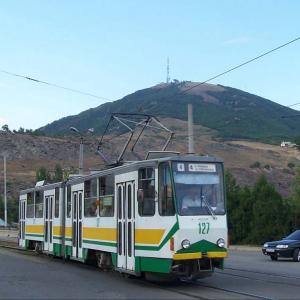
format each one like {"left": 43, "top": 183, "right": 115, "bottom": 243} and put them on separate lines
{"left": 223, "top": 36, "right": 251, "bottom": 45}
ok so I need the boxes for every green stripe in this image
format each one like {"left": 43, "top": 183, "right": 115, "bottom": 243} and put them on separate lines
{"left": 176, "top": 239, "right": 227, "bottom": 254}
{"left": 53, "top": 236, "right": 62, "bottom": 240}
{"left": 135, "top": 222, "right": 179, "bottom": 251}
{"left": 83, "top": 239, "right": 116, "bottom": 247}
{"left": 139, "top": 257, "right": 172, "bottom": 273}
{"left": 26, "top": 233, "right": 44, "bottom": 238}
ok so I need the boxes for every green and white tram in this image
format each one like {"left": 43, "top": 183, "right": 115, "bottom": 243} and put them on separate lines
{"left": 19, "top": 154, "right": 227, "bottom": 280}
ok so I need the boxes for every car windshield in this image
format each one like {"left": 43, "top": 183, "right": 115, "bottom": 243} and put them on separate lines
{"left": 172, "top": 162, "right": 225, "bottom": 216}
{"left": 285, "top": 230, "right": 300, "bottom": 240}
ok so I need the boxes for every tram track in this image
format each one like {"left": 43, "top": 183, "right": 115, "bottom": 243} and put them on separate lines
{"left": 223, "top": 267, "right": 300, "bottom": 280}
{"left": 215, "top": 267, "right": 300, "bottom": 288}
{"left": 0, "top": 245, "right": 292, "bottom": 299}
{"left": 191, "top": 281, "right": 275, "bottom": 300}
{"left": 146, "top": 278, "right": 276, "bottom": 300}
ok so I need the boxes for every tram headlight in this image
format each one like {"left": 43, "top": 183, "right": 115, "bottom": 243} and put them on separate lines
{"left": 181, "top": 239, "right": 191, "bottom": 249}
{"left": 217, "top": 238, "right": 225, "bottom": 248}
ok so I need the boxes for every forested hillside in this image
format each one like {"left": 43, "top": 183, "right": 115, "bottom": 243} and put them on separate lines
{"left": 39, "top": 82, "right": 300, "bottom": 143}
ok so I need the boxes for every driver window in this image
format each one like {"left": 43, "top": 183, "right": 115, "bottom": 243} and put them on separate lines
{"left": 159, "top": 163, "right": 175, "bottom": 216}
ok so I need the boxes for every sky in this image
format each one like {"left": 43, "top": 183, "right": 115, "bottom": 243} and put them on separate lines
{"left": 0, "top": 0, "right": 299, "bottom": 130}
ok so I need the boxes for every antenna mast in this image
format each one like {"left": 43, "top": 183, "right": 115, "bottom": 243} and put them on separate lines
{"left": 166, "top": 57, "right": 170, "bottom": 84}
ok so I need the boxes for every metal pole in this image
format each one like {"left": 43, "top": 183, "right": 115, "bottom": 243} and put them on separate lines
{"left": 4, "top": 155, "right": 7, "bottom": 227}
{"left": 79, "top": 137, "right": 83, "bottom": 175}
{"left": 188, "top": 104, "right": 195, "bottom": 154}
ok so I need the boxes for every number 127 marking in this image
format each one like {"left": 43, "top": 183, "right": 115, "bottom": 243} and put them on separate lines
{"left": 199, "top": 222, "right": 210, "bottom": 234}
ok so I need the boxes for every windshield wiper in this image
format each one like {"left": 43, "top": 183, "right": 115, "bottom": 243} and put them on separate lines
{"left": 201, "top": 195, "right": 217, "bottom": 220}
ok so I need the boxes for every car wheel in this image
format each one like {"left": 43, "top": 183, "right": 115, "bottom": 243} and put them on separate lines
{"left": 270, "top": 255, "right": 277, "bottom": 261}
{"left": 292, "top": 248, "right": 300, "bottom": 262}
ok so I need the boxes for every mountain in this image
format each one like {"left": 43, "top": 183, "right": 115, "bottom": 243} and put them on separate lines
{"left": 39, "top": 82, "right": 300, "bottom": 143}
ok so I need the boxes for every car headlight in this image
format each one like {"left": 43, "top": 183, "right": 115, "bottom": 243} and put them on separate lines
{"left": 263, "top": 243, "right": 268, "bottom": 248}
{"left": 181, "top": 239, "right": 190, "bottom": 249}
{"left": 217, "top": 238, "right": 225, "bottom": 248}
{"left": 276, "top": 244, "right": 288, "bottom": 249}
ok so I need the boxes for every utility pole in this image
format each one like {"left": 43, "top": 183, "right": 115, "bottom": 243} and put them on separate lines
{"left": 3, "top": 155, "right": 7, "bottom": 227}
{"left": 70, "top": 127, "right": 84, "bottom": 175}
{"left": 188, "top": 104, "right": 195, "bottom": 154}
{"left": 79, "top": 136, "right": 83, "bottom": 175}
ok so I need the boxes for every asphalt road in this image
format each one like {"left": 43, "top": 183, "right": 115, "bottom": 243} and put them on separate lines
{"left": 0, "top": 247, "right": 299, "bottom": 299}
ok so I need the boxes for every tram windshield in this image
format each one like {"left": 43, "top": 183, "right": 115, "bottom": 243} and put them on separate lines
{"left": 172, "top": 162, "right": 225, "bottom": 216}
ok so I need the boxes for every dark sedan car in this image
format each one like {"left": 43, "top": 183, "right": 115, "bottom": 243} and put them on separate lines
{"left": 262, "top": 230, "right": 300, "bottom": 261}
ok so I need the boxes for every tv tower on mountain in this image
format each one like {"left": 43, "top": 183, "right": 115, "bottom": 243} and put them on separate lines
{"left": 166, "top": 57, "right": 170, "bottom": 84}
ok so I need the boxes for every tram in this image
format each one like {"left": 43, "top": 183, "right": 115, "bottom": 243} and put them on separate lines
{"left": 19, "top": 154, "right": 227, "bottom": 280}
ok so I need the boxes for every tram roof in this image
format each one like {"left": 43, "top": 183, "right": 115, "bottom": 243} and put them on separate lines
{"left": 20, "top": 154, "right": 223, "bottom": 195}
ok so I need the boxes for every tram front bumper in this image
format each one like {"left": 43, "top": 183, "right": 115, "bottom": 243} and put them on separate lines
{"left": 173, "top": 251, "right": 227, "bottom": 260}
{"left": 171, "top": 252, "right": 227, "bottom": 279}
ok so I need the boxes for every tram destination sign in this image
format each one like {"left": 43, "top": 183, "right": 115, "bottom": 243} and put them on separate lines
{"left": 176, "top": 163, "right": 216, "bottom": 173}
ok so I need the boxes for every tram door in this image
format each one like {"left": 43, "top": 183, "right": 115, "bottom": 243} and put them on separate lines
{"left": 72, "top": 191, "right": 83, "bottom": 259}
{"left": 19, "top": 199, "right": 26, "bottom": 247}
{"left": 117, "top": 181, "right": 135, "bottom": 271}
{"left": 44, "top": 195, "right": 54, "bottom": 252}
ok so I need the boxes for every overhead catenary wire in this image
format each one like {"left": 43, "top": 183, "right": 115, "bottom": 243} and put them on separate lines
{"left": 1, "top": 37, "right": 299, "bottom": 104}
{"left": 179, "top": 37, "right": 300, "bottom": 94}
{"left": 0, "top": 69, "right": 112, "bottom": 101}
{"left": 287, "top": 102, "right": 300, "bottom": 108}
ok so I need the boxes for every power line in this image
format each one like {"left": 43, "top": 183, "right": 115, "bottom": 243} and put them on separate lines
{"left": 0, "top": 69, "right": 112, "bottom": 101}
{"left": 1, "top": 37, "right": 299, "bottom": 104}
{"left": 180, "top": 37, "right": 300, "bottom": 94}
{"left": 288, "top": 102, "right": 300, "bottom": 108}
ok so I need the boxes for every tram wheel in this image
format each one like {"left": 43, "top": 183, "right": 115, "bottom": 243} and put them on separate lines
{"left": 270, "top": 255, "right": 277, "bottom": 261}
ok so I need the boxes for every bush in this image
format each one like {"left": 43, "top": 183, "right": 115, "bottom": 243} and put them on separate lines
{"left": 250, "top": 161, "right": 261, "bottom": 168}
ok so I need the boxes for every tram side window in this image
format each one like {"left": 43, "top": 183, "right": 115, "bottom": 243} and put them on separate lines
{"left": 138, "top": 167, "right": 155, "bottom": 216}
{"left": 84, "top": 178, "right": 98, "bottom": 217}
{"left": 67, "top": 185, "right": 71, "bottom": 218}
{"left": 35, "top": 191, "right": 44, "bottom": 218}
{"left": 159, "top": 163, "right": 175, "bottom": 216}
{"left": 26, "top": 192, "right": 34, "bottom": 218}
{"left": 99, "top": 175, "right": 114, "bottom": 217}
{"left": 55, "top": 187, "right": 59, "bottom": 218}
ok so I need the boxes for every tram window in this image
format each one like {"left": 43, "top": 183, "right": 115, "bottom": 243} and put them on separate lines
{"left": 35, "top": 191, "right": 44, "bottom": 218}
{"left": 84, "top": 179, "right": 98, "bottom": 217}
{"left": 67, "top": 185, "right": 71, "bottom": 218}
{"left": 99, "top": 175, "right": 114, "bottom": 217}
{"left": 159, "top": 163, "right": 175, "bottom": 216}
{"left": 138, "top": 167, "right": 155, "bottom": 216}
{"left": 26, "top": 192, "right": 34, "bottom": 218}
{"left": 55, "top": 187, "right": 59, "bottom": 218}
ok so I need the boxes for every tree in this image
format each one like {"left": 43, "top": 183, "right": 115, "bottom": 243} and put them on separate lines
{"left": 36, "top": 166, "right": 51, "bottom": 182}
{"left": 290, "top": 166, "right": 300, "bottom": 229}
{"left": 17, "top": 127, "right": 25, "bottom": 134}
{"left": 53, "top": 164, "right": 63, "bottom": 182}
{"left": 294, "top": 136, "right": 300, "bottom": 151}
{"left": 248, "top": 175, "right": 288, "bottom": 244}
{"left": 1, "top": 124, "right": 10, "bottom": 132}
{"left": 225, "top": 171, "right": 253, "bottom": 244}
{"left": 0, "top": 196, "right": 19, "bottom": 223}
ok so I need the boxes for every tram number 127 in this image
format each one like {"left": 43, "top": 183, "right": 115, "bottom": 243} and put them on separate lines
{"left": 199, "top": 222, "right": 210, "bottom": 234}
